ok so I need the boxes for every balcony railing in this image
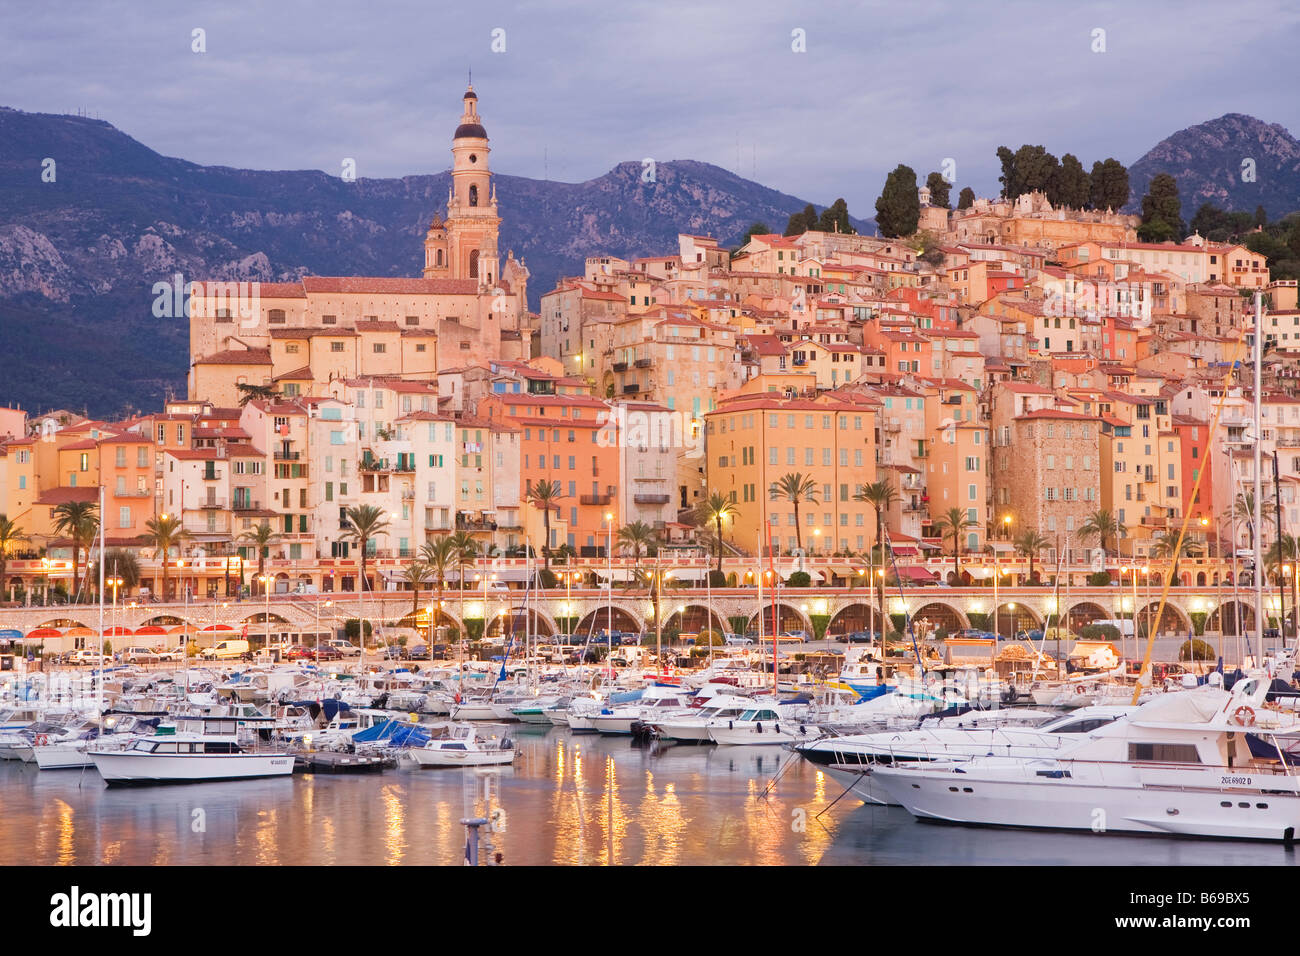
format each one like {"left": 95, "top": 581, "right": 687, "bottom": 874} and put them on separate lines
{"left": 455, "top": 515, "right": 498, "bottom": 531}
{"left": 274, "top": 451, "right": 301, "bottom": 461}
{"left": 196, "top": 498, "right": 227, "bottom": 510}
{"left": 634, "top": 494, "right": 670, "bottom": 504}
{"left": 634, "top": 358, "right": 651, "bottom": 368}
{"left": 622, "top": 383, "right": 642, "bottom": 395}
{"left": 232, "top": 500, "right": 262, "bottom": 512}
{"left": 612, "top": 361, "right": 628, "bottom": 372}
{"left": 580, "top": 494, "right": 613, "bottom": 506}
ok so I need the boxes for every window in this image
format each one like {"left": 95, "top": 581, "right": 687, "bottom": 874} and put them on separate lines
{"left": 1129, "top": 743, "right": 1200, "bottom": 763}
{"left": 331, "top": 341, "right": 345, "bottom": 352}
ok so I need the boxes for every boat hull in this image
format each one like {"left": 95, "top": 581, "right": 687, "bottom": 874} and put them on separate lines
{"left": 871, "top": 767, "right": 1300, "bottom": 841}
{"left": 89, "top": 751, "right": 295, "bottom": 784}
{"left": 406, "top": 748, "right": 516, "bottom": 768}
{"left": 33, "top": 745, "right": 94, "bottom": 769}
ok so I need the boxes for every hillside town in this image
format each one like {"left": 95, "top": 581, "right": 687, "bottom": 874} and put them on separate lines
{"left": 1, "top": 86, "right": 1298, "bottom": 643}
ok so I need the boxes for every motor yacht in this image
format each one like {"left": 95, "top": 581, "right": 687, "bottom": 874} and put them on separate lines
{"left": 88, "top": 715, "right": 293, "bottom": 784}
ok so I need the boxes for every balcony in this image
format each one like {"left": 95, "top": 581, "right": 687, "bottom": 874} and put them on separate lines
{"left": 580, "top": 493, "right": 613, "bottom": 506}
{"left": 612, "top": 361, "right": 628, "bottom": 372}
{"left": 622, "top": 383, "right": 642, "bottom": 395}
{"left": 201, "top": 470, "right": 222, "bottom": 481}
{"left": 232, "top": 500, "right": 262, "bottom": 512}
{"left": 455, "top": 514, "right": 498, "bottom": 532}
{"left": 634, "top": 358, "right": 651, "bottom": 368}
{"left": 274, "top": 451, "right": 301, "bottom": 461}
{"left": 634, "top": 494, "right": 670, "bottom": 504}
{"left": 114, "top": 489, "right": 152, "bottom": 498}
{"left": 197, "top": 498, "right": 228, "bottom": 510}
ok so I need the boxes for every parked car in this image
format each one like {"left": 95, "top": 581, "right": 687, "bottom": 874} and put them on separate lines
{"left": 406, "top": 644, "right": 430, "bottom": 661}
{"left": 66, "top": 649, "right": 102, "bottom": 665}
{"left": 200, "top": 639, "right": 251, "bottom": 660}
{"left": 284, "top": 644, "right": 316, "bottom": 661}
{"left": 325, "top": 639, "right": 361, "bottom": 657}
{"left": 155, "top": 646, "right": 184, "bottom": 662}
{"left": 724, "top": 634, "right": 753, "bottom": 646}
{"left": 314, "top": 646, "right": 343, "bottom": 662}
{"left": 123, "top": 646, "right": 163, "bottom": 664}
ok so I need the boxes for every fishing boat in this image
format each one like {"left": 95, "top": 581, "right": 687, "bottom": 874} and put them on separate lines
{"left": 869, "top": 677, "right": 1300, "bottom": 840}
{"left": 87, "top": 715, "right": 293, "bottom": 785}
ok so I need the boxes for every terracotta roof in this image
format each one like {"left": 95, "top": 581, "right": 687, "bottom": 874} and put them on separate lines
{"left": 36, "top": 486, "right": 101, "bottom": 506}
{"left": 300, "top": 277, "right": 479, "bottom": 295}
{"left": 194, "top": 348, "right": 272, "bottom": 366}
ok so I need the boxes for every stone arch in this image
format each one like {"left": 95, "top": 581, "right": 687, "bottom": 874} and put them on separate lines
{"left": 745, "top": 602, "right": 812, "bottom": 637}
{"left": 1065, "top": 601, "right": 1108, "bottom": 631}
{"left": 488, "top": 606, "right": 557, "bottom": 639}
{"left": 575, "top": 605, "right": 638, "bottom": 637}
{"left": 1196, "top": 571, "right": 1207, "bottom": 587}
{"left": 37, "top": 618, "right": 88, "bottom": 629}
{"left": 909, "top": 602, "right": 968, "bottom": 636}
{"left": 993, "top": 602, "right": 1041, "bottom": 638}
{"left": 826, "top": 602, "right": 886, "bottom": 637}
{"left": 1138, "top": 601, "right": 1190, "bottom": 636}
{"left": 663, "top": 604, "right": 727, "bottom": 635}
{"left": 1208, "top": 600, "right": 1255, "bottom": 636}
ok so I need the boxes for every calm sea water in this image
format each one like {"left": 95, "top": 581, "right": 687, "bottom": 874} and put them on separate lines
{"left": 0, "top": 727, "right": 1293, "bottom": 866}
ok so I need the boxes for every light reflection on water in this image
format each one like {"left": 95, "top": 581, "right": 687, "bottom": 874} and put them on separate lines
{"left": 0, "top": 728, "right": 1294, "bottom": 866}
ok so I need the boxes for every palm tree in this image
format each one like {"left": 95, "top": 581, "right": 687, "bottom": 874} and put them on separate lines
{"left": 1078, "top": 509, "right": 1126, "bottom": 565}
{"left": 143, "top": 514, "right": 190, "bottom": 601}
{"left": 0, "top": 514, "right": 29, "bottom": 602}
{"left": 52, "top": 500, "right": 100, "bottom": 603}
{"left": 853, "top": 479, "right": 898, "bottom": 561}
{"left": 771, "top": 472, "right": 819, "bottom": 554}
{"left": 342, "top": 504, "right": 391, "bottom": 593}
{"left": 1264, "top": 533, "right": 1298, "bottom": 581}
{"left": 524, "top": 479, "right": 565, "bottom": 570}
{"left": 553, "top": 542, "right": 577, "bottom": 566}
{"left": 695, "top": 491, "right": 739, "bottom": 574}
{"left": 1151, "top": 530, "right": 1200, "bottom": 583}
{"left": 933, "top": 507, "right": 977, "bottom": 580}
{"left": 1233, "top": 491, "right": 1279, "bottom": 551}
{"left": 402, "top": 559, "right": 431, "bottom": 618}
{"left": 618, "top": 521, "right": 658, "bottom": 576}
{"left": 1014, "top": 530, "right": 1051, "bottom": 584}
{"left": 239, "top": 522, "right": 281, "bottom": 596}
{"left": 420, "top": 536, "right": 458, "bottom": 633}
{"left": 88, "top": 548, "right": 141, "bottom": 601}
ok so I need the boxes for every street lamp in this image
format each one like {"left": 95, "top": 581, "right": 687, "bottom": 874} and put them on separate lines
{"left": 317, "top": 598, "right": 333, "bottom": 661}
{"left": 259, "top": 573, "right": 273, "bottom": 649}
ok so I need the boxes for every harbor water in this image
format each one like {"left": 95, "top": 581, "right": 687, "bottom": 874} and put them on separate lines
{"left": 1, "top": 726, "right": 1294, "bottom": 866}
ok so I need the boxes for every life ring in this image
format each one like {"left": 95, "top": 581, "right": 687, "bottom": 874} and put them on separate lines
{"left": 1075, "top": 684, "right": 1089, "bottom": 695}
{"left": 34, "top": 734, "right": 49, "bottom": 747}
{"left": 1233, "top": 705, "right": 1256, "bottom": 727}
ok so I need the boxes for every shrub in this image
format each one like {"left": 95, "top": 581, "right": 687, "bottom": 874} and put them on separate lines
{"left": 1087, "top": 571, "right": 1113, "bottom": 586}
{"left": 787, "top": 571, "right": 811, "bottom": 587}
{"left": 344, "top": 618, "right": 374, "bottom": 641}
{"left": 708, "top": 569, "right": 728, "bottom": 589}
{"left": 1079, "top": 623, "right": 1121, "bottom": 641}
{"left": 538, "top": 569, "right": 558, "bottom": 590}
{"left": 1179, "top": 638, "right": 1216, "bottom": 662}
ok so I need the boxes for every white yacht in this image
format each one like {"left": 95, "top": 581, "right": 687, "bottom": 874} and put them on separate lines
{"left": 643, "top": 694, "right": 763, "bottom": 743}
{"left": 404, "top": 723, "right": 517, "bottom": 767}
{"left": 870, "top": 678, "right": 1300, "bottom": 841}
{"left": 590, "top": 685, "right": 694, "bottom": 736}
{"left": 706, "top": 704, "right": 820, "bottom": 746}
{"left": 797, "top": 705, "right": 1134, "bottom": 805}
{"left": 88, "top": 715, "right": 294, "bottom": 784}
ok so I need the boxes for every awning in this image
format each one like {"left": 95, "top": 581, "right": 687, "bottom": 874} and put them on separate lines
{"left": 668, "top": 567, "right": 707, "bottom": 581}
{"left": 965, "top": 567, "right": 994, "bottom": 580}
{"left": 889, "top": 547, "right": 918, "bottom": 556}
{"left": 896, "top": 566, "right": 938, "bottom": 582}
{"left": 594, "top": 569, "right": 634, "bottom": 581}
{"left": 988, "top": 541, "right": 1015, "bottom": 553}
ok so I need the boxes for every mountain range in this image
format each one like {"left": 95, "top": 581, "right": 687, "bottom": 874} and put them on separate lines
{"left": 1, "top": 106, "right": 1297, "bottom": 417}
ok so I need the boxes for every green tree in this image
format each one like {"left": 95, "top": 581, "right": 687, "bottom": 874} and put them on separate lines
{"left": 1138, "top": 173, "right": 1185, "bottom": 242}
{"left": 1088, "top": 158, "right": 1130, "bottom": 211}
{"left": 52, "top": 500, "right": 99, "bottom": 603}
{"left": 997, "top": 144, "right": 1058, "bottom": 199}
{"left": 617, "top": 520, "right": 658, "bottom": 572}
{"left": 1049, "top": 153, "right": 1090, "bottom": 209}
{"left": 143, "top": 514, "right": 190, "bottom": 601}
{"left": 771, "top": 473, "right": 819, "bottom": 554}
{"left": 1233, "top": 491, "right": 1278, "bottom": 550}
{"left": 816, "top": 198, "right": 854, "bottom": 234}
{"left": 875, "top": 164, "right": 920, "bottom": 238}
{"left": 957, "top": 186, "right": 975, "bottom": 210}
{"left": 420, "top": 535, "right": 458, "bottom": 627}
{"left": 695, "top": 491, "right": 740, "bottom": 574}
{"left": 0, "top": 514, "right": 29, "bottom": 602}
{"left": 924, "top": 172, "right": 951, "bottom": 209}
{"left": 1078, "top": 509, "right": 1126, "bottom": 565}
{"left": 784, "top": 203, "right": 818, "bottom": 237}
{"left": 239, "top": 522, "right": 281, "bottom": 596}
{"left": 740, "top": 222, "right": 770, "bottom": 246}
{"left": 341, "top": 504, "right": 391, "bottom": 593}
{"left": 89, "top": 548, "right": 141, "bottom": 599}
{"left": 402, "top": 559, "right": 431, "bottom": 617}
{"left": 235, "top": 383, "right": 279, "bottom": 407}
{"left": 853, "top": 480, "right": 898, "bottom": 562}
{"left": 1151, "top": 530, "right": 1199, "bottom": 583}
{"left": 524, "top": 479, "right": 565, "bottom": 570}
{"left": 1014, "top": 530, "right": 1051, "bottom": 583}
{"left": 934, "top": 507, "right": 976, "bottom": 580}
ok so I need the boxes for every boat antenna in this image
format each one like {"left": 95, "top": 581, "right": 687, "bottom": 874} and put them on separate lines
{"left": 879, "top": 527, "right": 926, "bottom": 679}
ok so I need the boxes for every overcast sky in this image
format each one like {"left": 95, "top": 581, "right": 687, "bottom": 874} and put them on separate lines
{"left": 4, "top": 0, "right": 1299, "bottom": 214}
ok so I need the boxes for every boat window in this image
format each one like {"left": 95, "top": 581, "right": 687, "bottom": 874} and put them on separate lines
{"left": 756, "top": 711, "right": 779, "bottom": 721}
{"left": 154, "top": 742, "right": 179, "bottom": 754}
{"left": 740, "top": 710, "right": 757, "bottom": 720}
{"left": 1128, "top": 742, "right": 1200, "bottom": 763}
{"left": 442, "top": 743, "right": 468, "bottom": 750}
{"left": 1052, "top": 718, "right": 1113, "bottom": 734}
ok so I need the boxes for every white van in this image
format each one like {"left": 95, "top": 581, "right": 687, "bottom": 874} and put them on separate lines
{"left": 200, "top": 639, "right": 251, "bottom": 660}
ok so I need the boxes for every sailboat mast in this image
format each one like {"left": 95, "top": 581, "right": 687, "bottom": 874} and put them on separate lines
{"left": 1254, "top": 292, "right": 1265, "bottom": 666}
{"left": 97, "top": 483, "right": 105, "bottom": 720}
